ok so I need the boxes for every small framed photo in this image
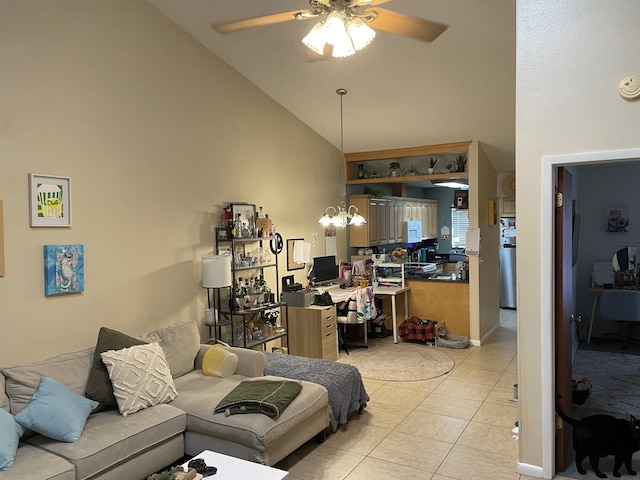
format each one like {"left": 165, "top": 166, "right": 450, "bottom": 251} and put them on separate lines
{"left": 216, "top": 228, "right": 228, "bottom": 241}
{"left": 29, "top": 174, "right": 72, "bottom": 227}
{"left": 44, "top": 244, "right": 84, "bottom": 295}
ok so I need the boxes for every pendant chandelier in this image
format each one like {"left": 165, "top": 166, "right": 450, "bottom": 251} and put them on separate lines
{"left": 318, "top": 88, "right": 367, "bottom": 228}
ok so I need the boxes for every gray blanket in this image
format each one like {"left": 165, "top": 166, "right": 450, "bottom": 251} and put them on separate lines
{"left": 264, "top": 353, "right": 369, "bottom": 431}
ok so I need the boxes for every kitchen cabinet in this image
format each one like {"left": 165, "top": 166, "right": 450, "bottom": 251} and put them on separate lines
{"left": 287, "top": 305, "right": 337, "bottom": 361}
{"left": 349, "top": 195, "right": 439, "bottom": 247}
{"left": 423, "top": 201, "right": 439, "bottom": 239}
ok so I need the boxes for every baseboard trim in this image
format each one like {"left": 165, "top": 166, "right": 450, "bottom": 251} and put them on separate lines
{"left": 516, "top": 462, "right": 544, "bottom": 478}
{"left": 474, "top": 322, "right": 501, "bottom": 346}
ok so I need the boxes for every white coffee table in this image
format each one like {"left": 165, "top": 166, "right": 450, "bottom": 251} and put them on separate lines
{"left": 181, "top": 450, "right": 288, "bottom": 479}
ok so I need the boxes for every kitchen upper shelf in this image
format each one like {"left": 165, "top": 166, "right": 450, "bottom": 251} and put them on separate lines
{"left": 344, "top": 141, "right": 471, "bottom": 185}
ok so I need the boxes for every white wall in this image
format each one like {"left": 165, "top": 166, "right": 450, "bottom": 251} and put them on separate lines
{"left": 516, "top": 0, "right": 640, "bottom": 477}
{"left": 0, "top": 0, "right": 345, "bottom": 365}
{"left": 575, "top": 162, "right": 640, "bottom": 339}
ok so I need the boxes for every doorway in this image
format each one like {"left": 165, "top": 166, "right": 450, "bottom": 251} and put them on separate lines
{"left": 540, "top": 147, "right": 640, "bottom": 478}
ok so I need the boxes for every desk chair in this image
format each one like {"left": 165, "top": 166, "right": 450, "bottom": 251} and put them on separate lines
{"left": 597, "top": 290, "right": 640, "bottom": 349}
{"left": 336, "top": 287, "right": 376, "bottom": 354}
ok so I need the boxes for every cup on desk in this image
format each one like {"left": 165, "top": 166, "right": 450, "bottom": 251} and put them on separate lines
{"left": 372, "top": 280, "right": 379, "bottom": 288}
{"left": 360, "top": 280, "right": 368, "bottom": 289}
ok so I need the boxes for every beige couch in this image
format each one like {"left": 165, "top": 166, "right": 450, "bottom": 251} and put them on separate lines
{"left": 0, "top": 321, "right": 330, "bottom": 480}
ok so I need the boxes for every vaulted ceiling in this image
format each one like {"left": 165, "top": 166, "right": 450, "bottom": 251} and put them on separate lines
{"left": 148, "top": 0, "right": 516, "bottom": 172}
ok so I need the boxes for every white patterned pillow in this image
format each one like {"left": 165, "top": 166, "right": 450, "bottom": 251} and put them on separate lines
{"left": 100, "top": 342, "right": 178, "bottom": 417}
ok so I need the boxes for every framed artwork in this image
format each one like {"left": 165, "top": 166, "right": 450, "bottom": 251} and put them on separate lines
{"left": 29, "top": 174, "right": 72, "bottom": 227}
{"left": 230, "top": 203, "right": 256, "bottom": 238}
{"left": 605, "top": 205, "right": 629, "bottom": 232}
{"left": 44, "top": 244, "right": 84, "bottom": 296}
{"left": 287, "top": 238, "right": 305, "bottom": 271}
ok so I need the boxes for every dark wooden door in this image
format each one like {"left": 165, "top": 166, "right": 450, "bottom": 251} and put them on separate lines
{"left": 555, "top": 167, "right": 574, "bottom": 472}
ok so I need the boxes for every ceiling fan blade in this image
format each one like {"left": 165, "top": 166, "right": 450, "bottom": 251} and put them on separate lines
{"left": 212, "top": 9, "right": 315, "bottom": 34}
{"left": 367, "top": 8, "right": 447, "bottom": 43}
{"left": 354, "top": 0, "right": 394, "bottom": 5}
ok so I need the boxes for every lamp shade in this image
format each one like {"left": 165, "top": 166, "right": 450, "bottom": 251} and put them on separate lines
{"left": 202, "top": 254, "right": 232, "bottom": 288}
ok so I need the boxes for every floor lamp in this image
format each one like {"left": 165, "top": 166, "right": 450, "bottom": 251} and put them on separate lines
{"left": 202, "top": 254, "right": 232, "bottom": 342}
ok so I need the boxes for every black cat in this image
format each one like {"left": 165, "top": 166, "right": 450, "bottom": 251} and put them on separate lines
{"left": 556, "top": 408, "right": 640, "bottom": 478}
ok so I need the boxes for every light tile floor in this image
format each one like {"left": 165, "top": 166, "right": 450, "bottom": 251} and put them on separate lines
{"left": 276, "top": 309, "right": 561, "bottom": 480}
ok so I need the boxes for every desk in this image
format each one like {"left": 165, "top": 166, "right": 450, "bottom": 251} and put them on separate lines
{"left": 328, "top": 286, "right": 411, "bottom": 344}
{"left": 182, "top": 450, "right": 288, "bottom": 479}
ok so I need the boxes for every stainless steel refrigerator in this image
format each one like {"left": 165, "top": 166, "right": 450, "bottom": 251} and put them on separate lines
{"left": 499, "top": 218, "right": 517, "bottom": 309}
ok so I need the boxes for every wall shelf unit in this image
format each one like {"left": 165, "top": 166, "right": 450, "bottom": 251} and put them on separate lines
{"left": 212, "top": 233, "right": 288, "bottom": 351}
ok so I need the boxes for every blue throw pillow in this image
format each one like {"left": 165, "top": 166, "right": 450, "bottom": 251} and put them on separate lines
{"left": 14, "top": 376, "right": 98, "bottom": 443}
{"left": 0, "top": 408, "right": 24, "bottom": 471}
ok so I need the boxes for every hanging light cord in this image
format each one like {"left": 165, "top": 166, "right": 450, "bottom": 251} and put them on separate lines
{"left": 336, "top": 88, "right": 347, "bottom": 153}
{"left": 337, "top": 88, "right": 347, "bottom": 205}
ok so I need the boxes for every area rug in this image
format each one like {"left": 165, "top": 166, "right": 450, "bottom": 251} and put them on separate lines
{"left": 572, "top": 349, "right": 640, "bottom": 418}
{"left": 336, "top": 341, "right": 455, "bottom": 382}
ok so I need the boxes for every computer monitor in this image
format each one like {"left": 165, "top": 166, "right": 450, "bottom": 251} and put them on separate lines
{"left": 312, "top": 255, "right": 338, "bottom": 284}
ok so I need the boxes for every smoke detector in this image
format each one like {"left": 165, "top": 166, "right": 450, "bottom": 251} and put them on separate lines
{"left": 618, "top": 75, "right": 640, "bottom": 100}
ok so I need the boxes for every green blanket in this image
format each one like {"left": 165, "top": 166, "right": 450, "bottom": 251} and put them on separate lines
{"left": 214, "top": 379, "right": 302, "bottom": 418}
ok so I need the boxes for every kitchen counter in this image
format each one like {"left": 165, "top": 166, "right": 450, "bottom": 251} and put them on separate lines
{"left": 406, "top": 279, "right": 469, "bottom": 337}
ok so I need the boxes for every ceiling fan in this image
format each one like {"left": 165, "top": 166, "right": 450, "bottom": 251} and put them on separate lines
{"left": 212, "top": 0, "right": 448, "bottom": 58}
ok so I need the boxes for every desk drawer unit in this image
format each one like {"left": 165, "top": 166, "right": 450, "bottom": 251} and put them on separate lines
{"left": 289, "top": 305, "right": 338, "bottom": 361}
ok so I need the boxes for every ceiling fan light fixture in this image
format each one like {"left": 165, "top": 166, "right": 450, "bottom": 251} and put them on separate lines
{"left": 346, "top": 17, "right": 375, "bottom": 51}
{"left": 302, "top": 21, "right": 327, "bottom": 55}
{"left": 324, "top": 11, "right": 355, "bottom": 57}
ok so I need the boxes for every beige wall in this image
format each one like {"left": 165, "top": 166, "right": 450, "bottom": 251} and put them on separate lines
{"left": 516, "top": 1, "right": 640, "bottom": 477}
{"left": 0, "top": 0, "right": 345, "bottom": 365}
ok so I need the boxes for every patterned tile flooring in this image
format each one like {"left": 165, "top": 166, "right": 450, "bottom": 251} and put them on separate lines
{"left": 275, "top": 309, "right": 559, "bottom": 480}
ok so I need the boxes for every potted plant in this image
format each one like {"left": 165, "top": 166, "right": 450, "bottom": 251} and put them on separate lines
{"left": 389, "top": 161, "right": 401, "bottom": 177}
{"left": 408, "top": 166, "right": 420, "bottom": 176}
{"left": 260, "top": 310, "right": 281, "bottom": 335}
{"left": 147, "top": 469, "right": 175, "bottom": 480}
{"left": 455, "top": 154, "right": 467, "bottom": 172}
{"left": 427, "top": 157, "right": 438, "bottom": 174}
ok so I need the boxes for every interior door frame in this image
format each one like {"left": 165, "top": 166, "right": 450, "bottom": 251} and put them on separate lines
{"left": 540, "top": 147, "right": 640, "bottom": 478}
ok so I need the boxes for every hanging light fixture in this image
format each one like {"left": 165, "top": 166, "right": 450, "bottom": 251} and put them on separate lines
{"left": 318, "top": 88, "right": 367, "bottom": 228}
{"left": 319, "top": 205, "right": 366, "bottom": 227}
{"left": 301, "top": 4, "right": 375, "bottom": 58}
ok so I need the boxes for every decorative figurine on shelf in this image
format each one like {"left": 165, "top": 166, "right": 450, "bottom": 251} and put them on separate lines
{"left": 356, "top": 163, "right": 365, "bottom": 179}
{"left": 391, "top": 248, "right": 406, "bottom": 263}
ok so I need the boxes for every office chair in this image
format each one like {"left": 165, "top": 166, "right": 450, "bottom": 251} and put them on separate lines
{"left": 336, "top": 287, "right": 376, "bottom": 354}
{"left": 597, "top": 290, "right": 640, "bottom": 349}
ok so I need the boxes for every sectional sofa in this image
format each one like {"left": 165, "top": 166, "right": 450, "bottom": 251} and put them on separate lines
{"left": 0, "top": 320, "right": 330, "bottom": 480}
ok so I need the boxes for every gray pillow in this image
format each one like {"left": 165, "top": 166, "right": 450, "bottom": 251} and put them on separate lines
{"left": 85, "top": 327, "right": 146, "bottom": 407}
{"left": 142, "top": 320, "right": 200, "bottom": 378}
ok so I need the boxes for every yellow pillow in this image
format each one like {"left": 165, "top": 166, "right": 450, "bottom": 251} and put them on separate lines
{"left": 202, "top": 345, "right": 238, "bottom": 378}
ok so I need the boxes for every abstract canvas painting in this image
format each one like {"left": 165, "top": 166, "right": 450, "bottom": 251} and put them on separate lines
{"left": 44, "top": 245, "right": 84, "bottom": 295}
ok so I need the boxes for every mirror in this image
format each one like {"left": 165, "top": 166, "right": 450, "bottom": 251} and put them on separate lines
{"left": 612, "top": 247, "right": 638, "bottom": 287}
{"left": 612, "top": 247, "right": 638, "bottom": 272}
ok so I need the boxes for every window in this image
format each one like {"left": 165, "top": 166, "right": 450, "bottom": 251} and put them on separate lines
{"left": 451, "top": 208, "right": 469, "bottom": 248}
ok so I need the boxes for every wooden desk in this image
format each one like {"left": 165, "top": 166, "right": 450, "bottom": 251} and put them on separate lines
{"left": 328, "top": 286, "right": 411, "bottom": 344}
{"left": 373, "top": 285, "right": 411, "bottom": 344}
